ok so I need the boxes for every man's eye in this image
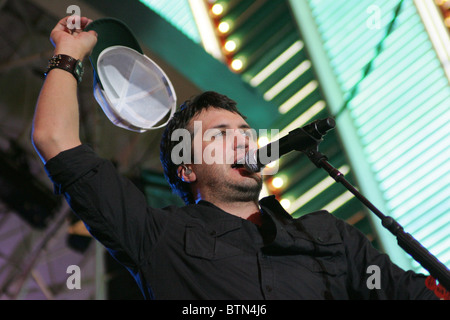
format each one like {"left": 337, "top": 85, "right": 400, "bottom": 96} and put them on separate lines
{"left": 240, "top": 129, "right": 255, "bottom": 140}
{"left": 213, "top": 130, "right": 226, "bottom": 137}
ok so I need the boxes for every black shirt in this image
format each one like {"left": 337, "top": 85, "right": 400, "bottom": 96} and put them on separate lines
{"left": 45, "top": 144, "right": 437, "bottom": 300}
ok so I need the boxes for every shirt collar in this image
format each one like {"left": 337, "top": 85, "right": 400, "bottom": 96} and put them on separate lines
{"left": 190, "top": 196, "right": 295, "bottom": 244}
{"left": 259, "top": 195, "right": 297, "bottom": 250}
{"left": 188, "top": 200, "right": 244, "bottom": 236}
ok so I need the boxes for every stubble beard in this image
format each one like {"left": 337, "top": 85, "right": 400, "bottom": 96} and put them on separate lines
{"left": 206, "top": 171, "right": 263, "bottom": 203}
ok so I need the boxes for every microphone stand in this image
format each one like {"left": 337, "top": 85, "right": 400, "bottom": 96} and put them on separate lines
{"left": 295, "top": 118, "right": 450, "bottom": 292}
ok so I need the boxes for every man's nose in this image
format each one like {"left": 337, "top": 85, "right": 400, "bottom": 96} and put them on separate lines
{"left": 232, "top": 130, "right": 250, "bottom": 151}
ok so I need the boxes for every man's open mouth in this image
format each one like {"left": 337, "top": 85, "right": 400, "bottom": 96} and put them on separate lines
{"left": 231, "top": 163, "right": 253, "bottom": 176}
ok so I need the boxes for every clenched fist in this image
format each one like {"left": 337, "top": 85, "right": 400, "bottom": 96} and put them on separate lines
{"left": 50, "top": 16, "right": 98, "bottom": 61}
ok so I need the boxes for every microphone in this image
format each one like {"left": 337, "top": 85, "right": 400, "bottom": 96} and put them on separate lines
{"left": 237, "top": 118, "right": 336, "bottom": 172}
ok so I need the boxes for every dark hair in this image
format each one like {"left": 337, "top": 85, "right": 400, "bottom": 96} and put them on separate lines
{"left": 160, "top": 91, "right": 246, "bottom": 204}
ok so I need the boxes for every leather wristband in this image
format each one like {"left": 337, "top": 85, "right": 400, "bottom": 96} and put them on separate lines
{"left": 44, "top": 54, "right": 84, "bottom": 83}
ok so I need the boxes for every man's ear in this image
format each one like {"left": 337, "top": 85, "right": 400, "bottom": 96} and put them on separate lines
{"left": 177, "top": 165, "right": 196, "bottom": 183}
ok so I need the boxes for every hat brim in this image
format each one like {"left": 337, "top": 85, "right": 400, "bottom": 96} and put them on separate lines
{"left": 94, "top": 46, "right": 177, "bottom": 132}
{"left": 85, "top": 18, "right": 177, "bottom": 132}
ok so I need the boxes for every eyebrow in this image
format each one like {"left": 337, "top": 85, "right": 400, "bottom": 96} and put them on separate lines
{"left": 210, "top": 123, "right": 252, "bottom": 130}
{"left": 189, "top": 123, "right": 253, "bottom": 140}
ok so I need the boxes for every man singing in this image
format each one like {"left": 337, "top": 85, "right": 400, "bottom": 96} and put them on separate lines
{"left": 31, "top": 16, "right": 438, "bottom": 300}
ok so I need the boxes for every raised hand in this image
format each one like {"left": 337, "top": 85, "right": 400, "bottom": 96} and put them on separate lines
{"left": 50, "top": 16, "right": 98, "bottom": 61}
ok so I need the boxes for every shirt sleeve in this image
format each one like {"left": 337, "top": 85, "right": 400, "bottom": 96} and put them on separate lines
{"left": 336, "top": 218, "right": 438, "bottom": 300}
{"left": 44, "top": 144, "right": 169, "bottom": 269}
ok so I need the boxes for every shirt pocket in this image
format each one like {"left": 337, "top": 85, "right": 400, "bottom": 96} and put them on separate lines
{"left": 184, "top": 225, "right": 243, "bottom": 260}
{"left": 298, "top": 253, "right": 346, "bottom": 277}
{"left": 289, "top": 227, "right": 346, "bottom": 276}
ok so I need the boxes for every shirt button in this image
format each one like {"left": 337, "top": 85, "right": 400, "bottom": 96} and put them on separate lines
{"left": 265, "top": 285, "right": 273, "bottom": 292}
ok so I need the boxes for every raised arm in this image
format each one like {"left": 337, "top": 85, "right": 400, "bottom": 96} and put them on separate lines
{"left": 32, "top": 16, "right": 97, "bottom": 163}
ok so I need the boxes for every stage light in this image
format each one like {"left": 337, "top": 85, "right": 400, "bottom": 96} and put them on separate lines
{"left": 272, "top": 177, "right": 284, "bottom": 189}
{"left": 280, "top": 198, "right": 291, "bottom": 210}
{"left": 322, "top": 191, "right": 354, "bottom": 213}
{"left": 257, "top": 136, "right": 270, "bottom": 147}
{"left": 188, "top": 0, "right": 224, "bottom": 60}
{"left": 266, "top": 160, "right": 278, "bottom": 169}
{"left": 224, "top": 40, "right": 237, "bottom": 52}
{"left": 250, "top": 41, "right": 304, "bottom": 87}
{"left": 288, "top": 165, "right": 350, "bottom": 214}
{"left": 218, "top": 21, "right": 230, "bottom": 33}
{"left": 263, "top": 60, "right": 312, "bottom": 101}
{"left": 276, "top": 100, "right": 326, "bottom": 139}
{"left": 231, "top": 58, "right": 243, "bottom": 71}
{"left": 278, "top": 80, "right": 318, "bottom": 114}
{"left": 212, "top": 3, "right": 224, "bottom": 16}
